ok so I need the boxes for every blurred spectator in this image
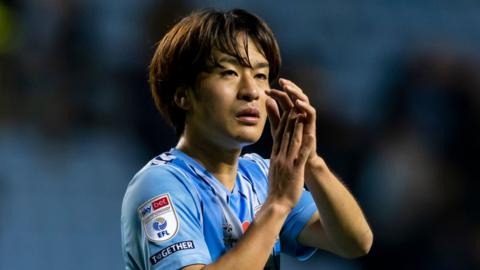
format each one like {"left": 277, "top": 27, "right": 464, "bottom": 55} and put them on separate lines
{"left": 359, "top": 50, "right": 480, "bottom": 269}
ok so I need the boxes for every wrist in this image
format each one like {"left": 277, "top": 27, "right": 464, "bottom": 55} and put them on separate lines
{"left": 305, "top": 154, "right": 330, "bottom": 184}
{"left": 307, "top": 154, "right": 326, "bottom": 171}
{"left": 263, "top": 198, "right": 293, "bottom": 217}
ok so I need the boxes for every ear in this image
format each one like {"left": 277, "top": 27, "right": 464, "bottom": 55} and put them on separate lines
{"left": 174, "top": 86, "right": 192, "bottom": 110}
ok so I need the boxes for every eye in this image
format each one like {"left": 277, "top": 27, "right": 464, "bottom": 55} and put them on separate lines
{"left": 255, "top": 73, "right": 268, "bottom": 80}
{"left": 221, "top": 70, "right": 238, "bottom": 77}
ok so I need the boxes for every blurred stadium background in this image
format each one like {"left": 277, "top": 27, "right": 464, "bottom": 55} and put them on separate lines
{"left": 1, "top": 0, "right": 479, "bottom": 269}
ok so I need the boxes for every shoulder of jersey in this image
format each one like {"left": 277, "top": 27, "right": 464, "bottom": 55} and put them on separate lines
{"left": 149, "top": 152, "right": 177, "bottom": 166}
{"left": 132, "top": 152, "right": 180, "bottom": 181}
{"left": 134, "top": 152, "right": 192, "bottom": 185}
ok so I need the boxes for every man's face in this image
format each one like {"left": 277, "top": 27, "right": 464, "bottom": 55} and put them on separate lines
{"left": 185, "top": 37, "right": 270, "bottom": 150}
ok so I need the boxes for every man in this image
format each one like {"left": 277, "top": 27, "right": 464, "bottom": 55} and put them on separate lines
{"left": 121, "top": 9, "right": 373, "bottom": 270}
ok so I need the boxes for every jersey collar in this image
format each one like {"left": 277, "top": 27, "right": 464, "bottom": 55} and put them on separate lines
{"left": 170, "top": 148, "right": 240, "bottom": 202}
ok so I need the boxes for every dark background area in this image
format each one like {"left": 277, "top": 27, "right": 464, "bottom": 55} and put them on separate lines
{"left": 1, "top": 0, "right": 479, "bottom": 269}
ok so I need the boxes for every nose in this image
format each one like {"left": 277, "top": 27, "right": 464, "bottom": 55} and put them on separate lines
{"left": 237, "top": 73, "right": 260, "bottom": 101}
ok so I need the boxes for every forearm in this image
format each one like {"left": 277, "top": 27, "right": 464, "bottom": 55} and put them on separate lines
{"left": 202, "top": 201, "right": 289, "bottom": 270}
{"left": 305, "top": 155, "right": 373, "bottom": 258}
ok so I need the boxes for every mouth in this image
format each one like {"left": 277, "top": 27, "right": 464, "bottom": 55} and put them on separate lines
{"left": 235, "top": 107, "right": 260, "bottom": 124}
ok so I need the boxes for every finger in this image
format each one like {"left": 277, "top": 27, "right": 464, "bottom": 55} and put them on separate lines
{"left": 287, "top": 117, "right": 304, "bottom": 157}
{"left": 267, "top": 89, "right": 294, "bottom": 112}
{"left": 296, "top": 133, "right": 314, "bottom": 167}
{"left": 266, "top": 97, "right": 280, "bottom": 135}
{"left": 272, "top": 108, "right": 289, "bottom": 155}
{"left": 279, "top": 78, "right": 309, "bottom": 103}
{"left": 279, "top": 109, "right": 297, "bottom": 156}
{"left": 295, "top": 99, "right": 316, "bottom": 128}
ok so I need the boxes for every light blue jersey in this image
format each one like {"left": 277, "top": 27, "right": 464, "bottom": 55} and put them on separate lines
{"left": 121, "top": 148, "right": 317, "bottom": 270}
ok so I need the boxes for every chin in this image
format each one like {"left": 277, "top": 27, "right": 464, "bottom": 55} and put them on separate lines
{"left": 227, "top": 122, "right": 265, "bottom": 148}
{"left": 233, "top": 131, "right": 262, "bottom": 147}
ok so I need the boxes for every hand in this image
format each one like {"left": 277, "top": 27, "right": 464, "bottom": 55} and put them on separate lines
{"left": 264, "top": 78, "right": 316, "bottom": 210}
{"left": 268, "top": 78, "right": 318, "bottom": 164}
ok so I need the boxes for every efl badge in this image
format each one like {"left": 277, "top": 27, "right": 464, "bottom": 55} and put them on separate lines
{"left": 137, "top": 193, "right": 179, "bottom": 243}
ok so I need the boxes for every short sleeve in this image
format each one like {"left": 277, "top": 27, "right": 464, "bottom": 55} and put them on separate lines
{"left": 121, "top": 165, "right": 212, "bottom": 270}
{"left": 280, "top": 190, "right": 317, "bottom": 261}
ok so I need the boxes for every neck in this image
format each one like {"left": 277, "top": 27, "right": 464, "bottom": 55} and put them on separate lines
{"left": 176, "top": 128, "right": 241, "bottom": 191}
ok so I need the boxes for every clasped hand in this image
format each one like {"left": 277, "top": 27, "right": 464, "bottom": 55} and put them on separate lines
{"left": 266, "top": 78, "right": 317, "bottom": 210}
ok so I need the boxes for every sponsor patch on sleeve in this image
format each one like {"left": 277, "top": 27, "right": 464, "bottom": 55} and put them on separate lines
{"left": 149, "top": 240, "right": 195, "bottom": 265}
{"left": 137, "top": 193, "right": 179, "bottom": 243}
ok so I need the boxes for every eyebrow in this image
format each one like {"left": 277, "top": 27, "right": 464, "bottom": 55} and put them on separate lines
{"left": 217, "top": 56, "right": 269, "bottom": 70}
